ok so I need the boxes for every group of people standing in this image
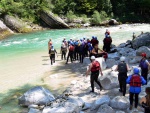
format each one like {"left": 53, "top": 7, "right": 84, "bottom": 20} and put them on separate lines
{"left": 86, "top": 52, "right": 150, "bottom": 112}
{"left": 48, "top": 30, "right": 150, "bottom": 112}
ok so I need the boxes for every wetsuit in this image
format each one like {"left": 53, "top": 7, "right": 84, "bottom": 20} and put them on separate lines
{"left": 49, "top": 49, "right": 57, "bottom": 65}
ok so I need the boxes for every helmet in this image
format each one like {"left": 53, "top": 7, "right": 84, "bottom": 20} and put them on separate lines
{"left": 92, "top": 36, "right": 95, "bottom": 39}
{"left": 133, "top": 68, "right": 140, "bottom": 74}
{"left": 120, "top": 56, "right": 126, "bottom": 62}
{"left": 91, "top": 56, "right": 96, "bottom": 60}
{"left": 141, "top": 53, "right": 146, "bottom": 58}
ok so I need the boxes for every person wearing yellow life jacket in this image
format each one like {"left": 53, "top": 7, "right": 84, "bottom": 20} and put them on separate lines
{"left": 49, "top": 45, "right": 57, "bottom": 65}
{"left": 86, "top": 56, "right": 103, "bottom": 93}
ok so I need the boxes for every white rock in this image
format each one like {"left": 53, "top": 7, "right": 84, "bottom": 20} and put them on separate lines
{"left": 108, "top": 52, "right": 120, "bottom": 60}
{"left": 71, "top": 80, "right": 77, "bottom": 85}
{"left": 28, "top": 108, "right": 41, "bottom": 113}
{"left": 106, "top": 59, "right": 117, "bottom": 68}
{"left": 116, "top": 111, "right": 125, "bottom": 113}
{"left": 118, "top": 43, "right": 126, "bottom": 48}
{"left": 136, "top": 46, "right": 150, "bottom": 58}
{"left": 67, "top": 96, "right": 84, "bottom": 108}
{"left": 91, "top": 95, "right": 110, "bottom": 110}
{"left": 82, "top": 102, "right": 92, "bottom": 111}
{"left": 18, "top": 86, "right": 55, "bottom": 106}
{"left": 99, "top": 72, "right": 119, "bottom": 90}
{"left": 97, "top": 104, "right": 115, "bottom": 113}
{"left": 42, "top": 107, "right": 66, "bottom": 113}
{"left": 110, "top": 96, "right": 130, "bottom": 110}
{"left": 28, "top": 104, "right": 39, "bottom": 109}
{"left": 96, "top": 57, "right": 107, "bottom": 70}
{"left": 129, "top": 56, "right": 141, "bottom": 64}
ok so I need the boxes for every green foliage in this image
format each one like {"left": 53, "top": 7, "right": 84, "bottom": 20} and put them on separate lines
{"left": 90, "top": 10, "right": 101, "bottom": 25}
{"left": 0, "top": 0, "right": 53, "bottom": 23}
{"left": 66, "top": 11, "right": 77, "bottom": 22}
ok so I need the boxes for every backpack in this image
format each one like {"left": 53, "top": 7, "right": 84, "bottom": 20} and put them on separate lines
{"left": 130, "top": 74, "right": 141, "bottom": 87}
{"left": 91, "top": 61, "right": 100, "bottom": 72}
{"left": 118, "top": 62, "right": 127, "bottom": 73}
{"left": 139, "top": 59, "right": 148, "bottom": 69}
{"left": 69, "top": 45, "right": 74, "bottom": 51}
{"left": 51, "top": 49, "right": 55, "bottom": 54}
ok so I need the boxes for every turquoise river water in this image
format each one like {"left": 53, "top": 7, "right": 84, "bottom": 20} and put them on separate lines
{"left": 0, "top": 24, "right": 150, "bottom": 61}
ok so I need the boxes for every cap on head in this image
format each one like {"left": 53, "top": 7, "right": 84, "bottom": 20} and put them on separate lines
{"left": 133, "top": 68, "right": 140, "bottom": 74}
{"left": 141, "top": 53, "right": 146, "bottom": 58}
{"left": 91, "top": 56, "right": 96, "bottom": 60}
{"left": 120, "top": 56, "right": 126, "bottom": 62}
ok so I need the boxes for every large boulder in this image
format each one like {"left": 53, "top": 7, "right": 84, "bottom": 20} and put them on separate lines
{"left": 67, "top": 96, "right": 84, "bottom": 108}
{"left": 0, "top": 20, "right": 13, "bottom": 39}
{"left": 99, "top": 71, "right": 119, "bottom": 90}
{"left": 91, "top": 95, "right": 110, "bottom": 110}
{"left": 28, "top": 108, "right": 41, "bottom": 113}
{"left": 18, "top": 86, "right": 55, "bottom": 106}
{"left": 4, "top": 15, "right": 32, "bottom": 33}
{"left": 40, "top": 11, "right": 69, "bottom": 29}
{"left": 108, "top": 52, "right": 120, "bottom": 60}
{"left": 110, "top": 96, "right": 130, "bottom": 110}
{"left": 109, "top": 19, "right": 119, "bottom": 25}
{"left": 96, "top": 57, "right": 107, "bottom": 70}
{"left": 136, "top": 46, "right": 150, "bottom": 58}
{"left": 97, "top": 104, "right": 115, "bottom": 113}
{"left": 42, "top": 102, "right": 80, "bottom": 113}
{"left": 106, "top": 59, "right": 117, "bottom": 68}
{"left": 128, "top": 56, "right": 141, "bottom": 64}
{"left": 132, "top": 32, "right": 150, "bottom": 49}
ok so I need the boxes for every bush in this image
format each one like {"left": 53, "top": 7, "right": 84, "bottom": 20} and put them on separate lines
{"left": 90, "top": 10, "right": 101, "bottom": 25}
{"left": 66, "top": 11, "right": 77, "bottom": 23}
{"left": 99, "top": 11, "right": 108, "bottom": 21}
{"left": 80, "top": 14, "right": 89, "bottom": 24}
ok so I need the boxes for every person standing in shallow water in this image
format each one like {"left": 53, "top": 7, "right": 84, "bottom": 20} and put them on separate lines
{"left": 126, "top": 68, "right": 146, "bottom": 111}
{"left": 86, "top": 56, "right": 103, "bottom": 93}
{"left": 115, "top": 56, "right": 130, "bottom": 96}
{"left": 140, "top": 87, "right": 150, "bottom": 113}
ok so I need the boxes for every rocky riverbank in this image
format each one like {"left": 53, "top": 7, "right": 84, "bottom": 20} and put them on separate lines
{"left": 15, "top": 32, "right": 150, "bottom": 113}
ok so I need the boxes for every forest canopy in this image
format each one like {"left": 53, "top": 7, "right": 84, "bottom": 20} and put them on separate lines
{"left": 0, "top": 0, "right": 149, "bottom": 23}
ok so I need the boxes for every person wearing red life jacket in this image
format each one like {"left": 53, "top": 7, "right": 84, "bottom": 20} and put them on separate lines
{"left": 48, "top": 39, "right": 52, "bottom": 52}
{"left": 139, "top": 53, "right": 150, "bottom": 84}
{"left": 103, "top": 35, "right": 112, "bottom": 52}
{"left": 126, "top": 68, "right": 146, "bottom": 111}
{"left": 66, "top": 43, "right": 74, "bottom": 64}
{"left": 86, "top": 56, "right": 103, "bottom": 93}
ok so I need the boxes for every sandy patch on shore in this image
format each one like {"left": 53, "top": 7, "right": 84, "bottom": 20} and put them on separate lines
{"left": 0, "top": 51, "right": 83, "bottom": 94}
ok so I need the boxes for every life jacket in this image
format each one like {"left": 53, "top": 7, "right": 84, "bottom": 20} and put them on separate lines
{"left": 104, "top": 38, "right": 112, "bottom": 44}
{"left": 130, "top": 74, "right": 141, "bottom": 87}
{"left": 118, "top": 62, "right": 127, "bottom": 73}
{"left": 51, "top": 49, "right": 55, "bottom": 54}
{"left": 139, "top": 59, "right": 148, "bottom": 69}
{"left": 69, "top": 45, "right": 74, "bottom": 51}
{"left": 103, "top": 52, "right": 108, "bottom": 59}
{"left": 91, "top": 61, "right": 100, "bottom": 72}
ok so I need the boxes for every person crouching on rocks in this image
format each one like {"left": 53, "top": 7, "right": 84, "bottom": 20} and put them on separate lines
{"left": 91, "top": 44, "right": 108, "bottom": 61}
{"left": 115, "top": 56, "right": 130, "bottom": 96}
{"left": 126, "top": 68, "right": 146, "bottom": 111}
{"left": 140, "top": 87, "right": 150, "bottom": 113}
{"left": 49, "top": 45, "right": 57, "bottom": 65}
{"left": 86, "top": 56, "right": 103, "bottom": 93}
